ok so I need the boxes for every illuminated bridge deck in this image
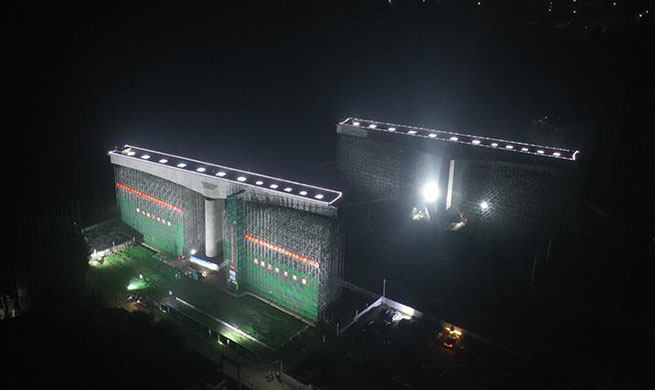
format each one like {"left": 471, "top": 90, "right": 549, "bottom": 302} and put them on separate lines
{"left": 339, "top": 118, "right": 579, "bottom": 161}
{"left": 109, "top": 145, "right": 342, "bottom": 205}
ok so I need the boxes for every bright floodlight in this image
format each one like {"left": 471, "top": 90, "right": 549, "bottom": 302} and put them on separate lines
{"left": 491, "top": 143, "right": 498, "bottom": 147}
{"left": 284, "top": 187, "right": 293, "bottom": 192}
{"left": 353, "top": 121, "right": 360, "bottom": 126}
{"left": 505, "top": 145, "right": 513, "bottom": 149}
{"left": 408, "top": 130, "right": 417, "bottom": 135}
{"left": 159, "top": 159, "right": 168, "bottom": 163}
{"left": 299, "top": 191, "right": 308, "bottom": 196}
{"left": 127, "top": 279, "right": 146, "bottom": 291}
{"left": 388, "top": 127, "right": 396, "bottom": 132}
{"left": 196, "top": 167, "right": 206, "bottom": 172}
{"left": 521, "top": 147, "right": 529, "bottom": 152}
{"left": 237, "top": 176, "right": 247, "bottom": 182}
{"left": 315, "top": 194, "right": 324, "bottom": 200}
{"left": 141, "top": 154, "right": 151, "bottom": 159}
{"left": 422, "top": 182, "right": 440, "bottom": 203}
{"left": 190, "top": 249, "right": 197, "bottom": 255}
{"left": 216, "top": 171, "right": 226, "bottom": 177}
{"left": 270, "top": 184, "right": 279, "bottom": 189}
{"left": 368, "top": 124, "right": 377, "bottom": 128}
{"left": 255, "top": 180, "right": 264, "bottom": 185}
{"left": 553, "top": 152, "right": 561, "bottom": 157}
{"left": 177, "top": 163, "right": 187, "bottom": 168}
{"left": 189, "top": 256, "right": 218, "bottom": 271}
{"left": 449, "top": 136, "right": 458, "bottom": 141}
{"left": 480, "top": 201, "right": 489, "bottom": 210}
{"left": 537, "top": 150, "right": 544, "bottom": 154}
{"left": 127, "top": 151, "right": 136, "bottom": 156}
{"left": 428, "top": 133, "right": 437, "bottom": 138}
{"left": 472, "top": 139, "right": 481, "bottom": 145}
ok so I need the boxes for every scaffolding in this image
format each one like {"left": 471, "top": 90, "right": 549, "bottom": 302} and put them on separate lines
{"left": 114, "top": 166, "right": 205, "bottom": 256}
{"left": 112, "top": 166, "right": 343, "bottom": 323}
{"left": 454, "top": 160, "right": 578, "bottom": 241}
{"left": 338, "top": 133, "right": 405, "bottom": 201}
{"left": 338, "top": 131, "right": 578, "bottom": 233}
{"left": 337, "top": 133, "right": 442, "bottom": 202}
{"left": 224, "top": 193, "right": 342, "bottom": 323}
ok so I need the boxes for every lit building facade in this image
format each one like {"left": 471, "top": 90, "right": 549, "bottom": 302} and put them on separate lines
{"left": 110, "top": 146, "right": 342, "bottom": 323}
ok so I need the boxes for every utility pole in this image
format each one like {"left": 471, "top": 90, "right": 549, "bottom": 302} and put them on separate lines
{"left": 531, "top": 253, "right": 538, "bottom": 283}
{"left": 545, "top": 238, "right": 552, "bottom": 265}
{"left": 367, "top": 201, "right": 371, "bottom": 226}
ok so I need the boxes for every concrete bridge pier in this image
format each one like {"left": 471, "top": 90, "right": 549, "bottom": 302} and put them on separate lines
{"left": 204, "top": 197, "right": 224, "bottom": 258}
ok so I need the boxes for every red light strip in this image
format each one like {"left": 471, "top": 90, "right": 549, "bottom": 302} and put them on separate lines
{"left": 115, "top": 182, "right": 184, "bottom": 213}
{"left": 230, "top": 225, "right": 235, "bottom": 271}
{"left": 243, "top": 233, "right": 319, "bottom": 268}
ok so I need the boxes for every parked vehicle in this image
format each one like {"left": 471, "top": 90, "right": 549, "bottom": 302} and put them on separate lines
{"left": 441, "top": 327, "right": 462, "bottom": 349}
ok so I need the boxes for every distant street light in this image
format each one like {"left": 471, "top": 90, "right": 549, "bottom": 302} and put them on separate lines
{"left": 480, "top": 201, "right": 489, "bottom": 211}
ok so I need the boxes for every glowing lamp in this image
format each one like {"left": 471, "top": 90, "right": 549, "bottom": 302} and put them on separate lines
{"left": 421, "top": 182, "right": 440, "bottom": 203}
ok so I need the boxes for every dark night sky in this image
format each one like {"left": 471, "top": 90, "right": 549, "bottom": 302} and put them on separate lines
{"left": 11, "top": 0, "right": 654, "bottom": 223}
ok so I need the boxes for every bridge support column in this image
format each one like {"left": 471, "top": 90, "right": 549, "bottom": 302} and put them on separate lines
{"left": 446, "top": 159, "right": 455, "bottom": 210}
{"left": 205, "top": 197, "right": 223, "bottom": 258}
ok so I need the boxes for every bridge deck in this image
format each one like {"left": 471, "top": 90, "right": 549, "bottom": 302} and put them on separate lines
{"left": 338, "top": 118, "right": 579, "bottom": 161}
{"left": 109, "top": 145, "right": 342, "bottom": 205}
